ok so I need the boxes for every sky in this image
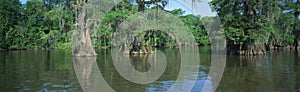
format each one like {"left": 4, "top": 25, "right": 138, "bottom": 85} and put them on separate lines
{"left": 164, "top": 0, "right": 216, "bottom": 16}
{"left": 19, "top": 0, "right": 216, "bottom": 17}
{"left": 20, "top": 0, "right": 27, "bottom": 4}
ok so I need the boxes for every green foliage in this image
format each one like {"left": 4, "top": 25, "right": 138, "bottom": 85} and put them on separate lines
{"left": 0, "top": 0, "right": 21, "bottom": 48}
{"left": 94, "top": 6, "right": 209, "bottom": 48}
{"left": 0, "top": 0, "right": 209, "bottom": 50}
{"left": 169, "top": 9, "right": 185, "bottom": 16}
{"left": 91, "top": 1, "right": 137, "bottom": 47}
{"left": 210, "top": 0, "right": 300, "bottom": 48}
{"left": 0, "top": 0, "right": 75, "bottom": 50}
{"left": 179, "top": 14, "right": 209, "bottom": 46}
{"left": 1, "top": 0, "right": 299, "bottom": 51}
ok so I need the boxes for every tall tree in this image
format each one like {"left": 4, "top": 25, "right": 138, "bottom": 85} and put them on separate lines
{"left": 292, "top": 0, "right": 300, "bottom": 49}
{"left": 73, "top": 0, "right": 97, "bottom": 56}
{"left": 0, "top": 0, "right": 21, "bottom": 49}
{"left": 210, "top": 0, "right": 283, "bottom": 55}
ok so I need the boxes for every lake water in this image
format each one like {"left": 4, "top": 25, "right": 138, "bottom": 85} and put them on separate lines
{"left": 0, "top": 47, "right": 299, "bottom": 92}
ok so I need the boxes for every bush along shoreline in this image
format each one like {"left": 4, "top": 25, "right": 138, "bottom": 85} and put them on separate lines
{"left": 0, "top": 0, "right": 299, "bottom": 56}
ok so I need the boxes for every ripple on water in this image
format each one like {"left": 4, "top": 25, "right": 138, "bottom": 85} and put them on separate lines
{"left": 23, "top": 86, "right": 31, "bottom": 91}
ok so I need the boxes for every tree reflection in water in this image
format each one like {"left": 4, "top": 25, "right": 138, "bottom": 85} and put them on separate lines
{"left": 73, "top": 57, "right": 114, "bottom": 92}
{"left": 128, "top": 54, "right": 151, "bottom": 73}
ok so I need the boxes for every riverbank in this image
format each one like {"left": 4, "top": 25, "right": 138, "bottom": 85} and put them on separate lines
{"left": 2, "top": 45, "right": 299, "bottom": 56}
{"left": 0, "top": 47, "right": 55, "bottom": 51}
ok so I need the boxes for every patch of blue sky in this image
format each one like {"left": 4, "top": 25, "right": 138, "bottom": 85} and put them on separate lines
{"left": 20, "top": 0, "right": 27, "bottom": 4}
{"left": 168, "top": 0, "right": 217, "bottom": 17}
{"left": 19, "top": 0, "right": 216, "bottom": 17}
{"left": 142, "top": 0, "right": 217, "bottom": 17}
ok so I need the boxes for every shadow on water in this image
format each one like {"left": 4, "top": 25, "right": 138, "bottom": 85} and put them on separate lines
{"left": 295, "top": 50, "right": 300, "bottom": 91}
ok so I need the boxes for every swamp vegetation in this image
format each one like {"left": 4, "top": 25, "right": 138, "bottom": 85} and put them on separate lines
{"left": 0, "top": 0, "right": 299, "bottom": 55}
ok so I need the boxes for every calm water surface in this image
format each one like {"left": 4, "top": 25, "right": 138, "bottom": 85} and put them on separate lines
{"left": 0, "top": 47, "right": 299, "bottom": 92}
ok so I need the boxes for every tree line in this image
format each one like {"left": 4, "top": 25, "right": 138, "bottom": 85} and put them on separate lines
{"left": 0, "top": 0, "right": 206, "bottom": 51}
{"left": 211, "top": 0, "right": 300, "bottom": 55}
{"left": 0, "top": 0, "right": 299, "bottom": 55}
{"left": 0, "top": 0, "right": 75, "bottom": 51}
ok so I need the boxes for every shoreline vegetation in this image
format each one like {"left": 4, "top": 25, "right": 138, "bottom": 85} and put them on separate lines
{"left": 0, "top": 45, "right": 297, "bottom": 53}
{"left": 0, "top": 0, "right": 299, "bottom": 56}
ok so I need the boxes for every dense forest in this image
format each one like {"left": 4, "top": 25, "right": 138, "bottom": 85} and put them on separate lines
{"left": 211, "top": 0, "right": 300, "bottom": 55}
{"left": 0, "top": 0, "right": 299, "bottom": 55}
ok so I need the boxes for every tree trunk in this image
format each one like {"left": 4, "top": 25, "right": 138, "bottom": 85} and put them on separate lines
{"left": 242, "top": 40, "right": 266, "bottom": 55}
{"left": 294, "top": 0, "right": 300, "bottom": 50}
{"left": 73, "top": 0, "right": 97, "bottom": 56}
{"left": 228, "top": 40, "right": 266, "bottom": 55}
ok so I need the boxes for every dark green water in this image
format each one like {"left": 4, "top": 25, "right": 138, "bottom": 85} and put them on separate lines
{"left": 218, "top": 50, "right": 300, "bottom": 92}
{"left": 0, "top": 47, "right": 299, "bottom": 92}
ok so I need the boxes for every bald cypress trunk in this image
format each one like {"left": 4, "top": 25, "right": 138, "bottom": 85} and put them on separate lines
{"left": 73, "top": 0, "right": 97, "bottom": 56}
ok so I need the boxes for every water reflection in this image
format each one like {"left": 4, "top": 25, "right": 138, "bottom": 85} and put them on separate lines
{"left": 72, "top": 57, "right": 114, "bottom": 92}
{"left": 0, "top": 47, "right": 271, "bottom": 92}
{"left": 93, "top": 48, "right": 212, "bottom": 92}
{"left": 0, "top": 50, "right": 81, "bottom": 92}
{"left": 128, "top": 54, "right": 151, "bottom": 72}
{"left": 217, "top": 50, "right": 300, "bottom": 92}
